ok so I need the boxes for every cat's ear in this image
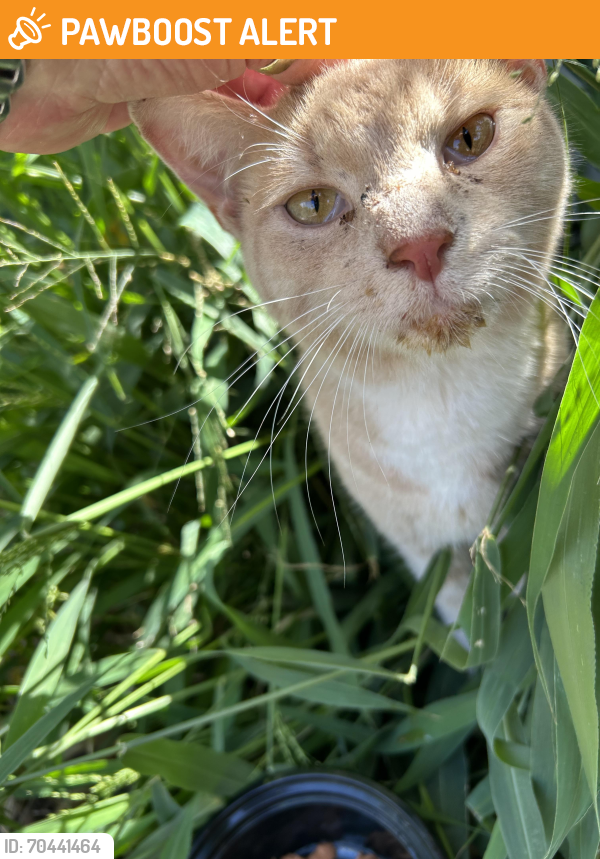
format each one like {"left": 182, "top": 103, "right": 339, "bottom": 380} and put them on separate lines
{"left": 500, "top": 59, "right": 548, "bottom": 90}
{"left": 130, "top": 92, "right": 260, "bottom": 238}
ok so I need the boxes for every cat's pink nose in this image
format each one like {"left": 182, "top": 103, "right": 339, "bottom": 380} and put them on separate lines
{"left": 388, "top": 232, "right": 453, "bottom": 282}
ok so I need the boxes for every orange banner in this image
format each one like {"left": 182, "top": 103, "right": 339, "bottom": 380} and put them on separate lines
{"left": 1, "top": 0, "right": 598, "bottom": 58}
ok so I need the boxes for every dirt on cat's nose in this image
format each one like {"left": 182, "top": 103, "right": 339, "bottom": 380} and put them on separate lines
{"left": 387, "top": 231, "right": 454, "bottom": 282}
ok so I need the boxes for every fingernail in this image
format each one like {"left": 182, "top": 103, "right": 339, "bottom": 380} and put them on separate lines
{"left": 259, "top": 59, "right": 296, "bottom": 76}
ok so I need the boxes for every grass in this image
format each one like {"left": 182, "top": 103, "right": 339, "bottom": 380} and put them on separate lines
{"left": 1, "top": 61, "right": 600, "bottom": 859}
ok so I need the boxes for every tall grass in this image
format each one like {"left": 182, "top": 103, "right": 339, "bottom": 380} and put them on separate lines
{"left": 1, "top": 61, "right": 600, "bottom": 859}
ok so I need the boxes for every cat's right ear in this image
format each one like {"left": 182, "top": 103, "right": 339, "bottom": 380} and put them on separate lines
{"left": 130, "top": 93, "right": 257, "bottom": 238}
{"left": 500, "top": 59, "right": 548, "bottom": 90}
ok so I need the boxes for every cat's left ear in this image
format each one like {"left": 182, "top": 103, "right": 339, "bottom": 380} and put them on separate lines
{"left": 130, "top": 91, "right": 269, "bottom": 238}
{"left": 500, "top": 59, "right": 548, "bottom": 90}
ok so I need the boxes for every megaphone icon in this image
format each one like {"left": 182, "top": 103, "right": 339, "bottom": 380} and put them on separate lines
{"left": 9, "top": 12, "right": 48, "bottom": 49}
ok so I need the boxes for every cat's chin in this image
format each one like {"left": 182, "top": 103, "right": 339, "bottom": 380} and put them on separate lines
{"left": 395, "top": 301, "right": 486, "bottom": 353}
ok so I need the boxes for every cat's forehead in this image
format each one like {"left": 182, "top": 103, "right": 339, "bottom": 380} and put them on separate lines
{"left": 276, "top": 60, "right": 519, "bottom": 171}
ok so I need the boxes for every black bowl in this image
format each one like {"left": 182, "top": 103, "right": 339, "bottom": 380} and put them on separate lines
{"left": 190, "top": 771, "right": 443, "bottom": 859}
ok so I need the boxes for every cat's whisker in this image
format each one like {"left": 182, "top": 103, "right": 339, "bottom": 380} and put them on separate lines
{"left": 227, "top": 312, "right": 351, "bottom": 523}
{"left": 167, "top": 305, "right": 345, "bottom": 512}
{"left": 188, "top": 141, "right": 285, "bottom": 186}
{"left": 296, "top": 319, "right": 355, "bottom": 542}
{"left": 222, "top": 159, "right": 275, "bottom": 185}
{"left": 326, "top": 323, "right": 364, "bottom": 513}
{"left": 538, "top": 250, "right": 600, "bottom": 276}
{"left": 125, "top": 290, "right": 344, "bottom": 431}
{"left": 340, "top": 319, "right": 366, "bottom": 426}
{"left": 214, "top": 88, "right": 300, "bottom": 145}
{"left": 345, "top": 323, "right": 370, "bottom": 493}
{"left": 361, "top": 324, "right": 389, "bottom": 489}
{"left": 501, "top": 247, "right": 599, "bottom": 299}
{"left": 503, "top": 259, "right": 589, "bottom": 318}
{"left": 298, "top": 318, "right": 362, "bottom": 537}
{"left": 491, "top": 283, "right": 580, "bottom": 358}
{"left": 181, "top": 141, "right": 290, "bottom": 210}
{"left": 490, "top": 255, "right": 577, "bottom": 313}
{"left": 242, "top": 313, "right": 354, "bottom": 538}
{"left": 495, "top": 266, "right": 584, "bottom": 327}
{"left": 502, "top": 277, "right": 581, "bottom": 330}
{"left": 197, "top": 59, "right": 306, "bottom": 149}
{"left": 310, "top": 321, "right": 363, "bottom": 575}
{"left": 538, "top": 272, "right": 600, "bottom": 408}
{"left": 226, "top": 301, "right": 348, "bottom": 444}
{"left": 337, "top": 322, "right": 362, "bottom": 433}
{"left": 490, "top": 242, "right": 598, "bottom": 305}
{"left": 507, "top": 251, "right": 593, "bottom": 312}
{"left": 232, "top": 83, "right": 306, "bottom": 147}
{"left": 237, "top": 313, "right": 341, "bottom": 527}
{"left": 507, "top": 255, "right": 600, "bottom": 391}
{"left": 326, "top": 288, "right": 342, "bottom": 312}
{"left": 175, "top": 282, "right": 345, "bottom": 372}
{"left": 497, "top": 211, "right": 600, "bottom": 233}
{"left": 242, "top": 141, "right": 285, "bottom": 152}
{"left": 496, "top": 196, "right": 600, "bottom": 230}
{"left": 277, "top": 300, "right": 345, "bottom": 429}
{"left": 492, "top": 272, "right": 583, "bottom": 346}
{"left": 266, "top": 316, "right": 345, "bottom": 534}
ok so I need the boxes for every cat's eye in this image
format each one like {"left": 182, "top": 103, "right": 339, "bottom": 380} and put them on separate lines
{"left": 444, "top": 113, "right": 495, "bottom": 164}
{"left": 285, "top": 188, "right": 344, "bottom": 225}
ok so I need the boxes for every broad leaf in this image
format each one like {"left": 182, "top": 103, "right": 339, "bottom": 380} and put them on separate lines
{"left": 122, "top": 737, "right": 252, "bottom": 795}
{"left": 527, "top": 291, "right": 600, "bottom": 811}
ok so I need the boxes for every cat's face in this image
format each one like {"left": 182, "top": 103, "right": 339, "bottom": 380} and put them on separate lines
{"left": 133, "top": 59, "right": 569, "bottom": 354}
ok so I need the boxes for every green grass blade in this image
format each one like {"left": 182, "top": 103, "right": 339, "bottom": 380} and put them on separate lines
{"left": 541, "top": 423, "right": 600, "bottom": 803}
{"left": 461, "top": 537, "right": 501, "bottom": 667}
{"left": 477, "top": 605, "right": 534, "bottom": 746}
{"left": 0, "top": 555, "right": 40, "bottom": 609}
{"left": 530, "top": 625, "right": 592, "bottom": 858}
{"left": 376, "top": 690, "right": 477, "bottom": 754}
{"left": 20, "top": 375, "right": 99, "bottom": 527}
{"left": 427, "top": 745, "right": 469, "bottom": 857}
{"left": 159, "top": 800, "right": 196, "bottom": 859}
{"left": 483, "top": 822, "right": 507, "bottom": 859}
{"left": 4, "top": 570, "right": 92, "bottom": 748}
{"left": 489, "top": 729, "right": 547, "bottom": 859}
{"left": 22, "top": 794, "right": 134, "bottom": 834}
{"left": 0, "top": 677, "right": 95, "bottom": 784}
{"left": 395, "top": 727, "right": 473, "bottom": 792}
{"left": 66, "top": 438, "right": 265, "bottom": 523}
{"left": 467, "top": 776, "right": 494, "bottom": 824}
{"left": 566, "top": 806, "right": 600, "bottom": 859}
{"left": 231, "top": 655, "right": 411, "bottom": 712}
{"left": 227, "top": 646, "right": 412, "bottom": 683}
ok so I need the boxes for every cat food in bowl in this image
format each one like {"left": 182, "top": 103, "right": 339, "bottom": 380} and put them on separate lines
{"left": 281, "top": 843, "right": 376, "bottom": 858}
{"left": 189, "top": 771, "right": 443, "bottom": 859}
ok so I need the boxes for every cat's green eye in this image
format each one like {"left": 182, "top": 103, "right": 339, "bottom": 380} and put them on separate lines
{"left": 285, "top": 188, "right": 340, "bottom": 225}
{"left": 444, "top": 113, "right": 495, "bottom": 164}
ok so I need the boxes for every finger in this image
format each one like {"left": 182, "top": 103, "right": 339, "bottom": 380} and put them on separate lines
{"left": 252, "top": 59, "right": 345, "bottom": 85}
{"left": 90, "top": 59, "right": 266, "bottom": 102}
{"left": 102, "top": 102, "right": 133, "bottom": 134}
{"left": 0, "top": 59, "right": 280, "bottom": 153}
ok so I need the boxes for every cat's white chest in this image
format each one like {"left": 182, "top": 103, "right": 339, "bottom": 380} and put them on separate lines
{"left": 306, "top": 312, "right": 543, "bottom": 576}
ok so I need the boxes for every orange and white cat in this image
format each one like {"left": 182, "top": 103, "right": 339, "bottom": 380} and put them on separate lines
{"left": 131, "top": 60, "right": 569, "bottom": 622}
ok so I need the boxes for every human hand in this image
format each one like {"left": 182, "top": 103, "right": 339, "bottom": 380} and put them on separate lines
{"left": 0, "top": 59, "right": 328, "bottom": 154}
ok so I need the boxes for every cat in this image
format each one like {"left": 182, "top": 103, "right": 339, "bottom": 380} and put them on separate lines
{"left": 131, "top": 59, "right": 570, "bottom": 623}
